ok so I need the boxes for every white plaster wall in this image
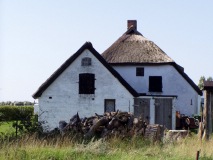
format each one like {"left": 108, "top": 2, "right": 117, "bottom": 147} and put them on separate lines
{"left": 113, "top": 65, "right": 198, "bottom": 117}
{"left": 38, "top": 49, "right": 134, "bottom": 131}
{"left": 34, "top": 104, "right": 39, "bottom": 114}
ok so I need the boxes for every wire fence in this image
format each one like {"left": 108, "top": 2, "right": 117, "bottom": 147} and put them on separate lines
{"left": 0, "top": 115, "right": 38, "bottom": 138}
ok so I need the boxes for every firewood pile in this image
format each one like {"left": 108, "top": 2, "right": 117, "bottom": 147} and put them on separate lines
{"left": 59, "top": 110, "right": 163, "bottom": 140}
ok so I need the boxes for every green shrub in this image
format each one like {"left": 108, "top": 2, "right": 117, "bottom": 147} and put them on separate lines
{"left": 12, "top": 114, "right": 39, "bottom": 135}
{"left": 0, "top": 105, "right": 34, "bottom": 120}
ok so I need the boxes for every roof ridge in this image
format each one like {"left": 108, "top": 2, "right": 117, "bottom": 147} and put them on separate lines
{"left": 125, "top": 26, "right": 143, "bottom": 36}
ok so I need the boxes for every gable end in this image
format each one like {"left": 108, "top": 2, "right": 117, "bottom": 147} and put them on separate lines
{"left": 109, "top": 62, "right": 202, "bottom": 96}
{"left": 32, "top": 42, "right": 139, "bottom": 99}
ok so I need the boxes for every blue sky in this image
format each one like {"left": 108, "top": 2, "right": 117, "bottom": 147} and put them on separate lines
{"left": 0, "top": 1, "right": 213, "bottom": 102}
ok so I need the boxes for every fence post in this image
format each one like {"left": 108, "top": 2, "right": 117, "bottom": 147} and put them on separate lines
{"left": 16, "top": 116, "right": 18, "bottom": 138}
{"left": 196, "top": 150, "right": 200, "bottom": 160}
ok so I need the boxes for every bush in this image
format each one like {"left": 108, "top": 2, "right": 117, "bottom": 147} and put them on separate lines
{"left": 0, "top": 105, "right": 34, "bottom": 120}
{"left": 12, "top": 114, "right": 39, "bottom": 135}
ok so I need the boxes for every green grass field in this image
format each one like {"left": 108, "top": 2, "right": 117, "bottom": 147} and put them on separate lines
{"left": 0, "top": 120, "right": 25, "bottom": 139}
{"left": 0, "top": 121, "right": 16, "bottom": 133}
{"left": 0, "top": 134, "right": 212, "bottom": 160}
{"left": 0, "top": 118, "right": 212, "bottom": 159}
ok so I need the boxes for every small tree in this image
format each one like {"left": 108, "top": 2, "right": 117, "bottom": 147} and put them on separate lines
{"left": 198, "top": 76, "right": 205, "bottom": 89}
{"left": 207, "top": 76, "right": 213, "bottom": 81}
{"left": 198, "top": 76, "right": 213, "bottom": 89}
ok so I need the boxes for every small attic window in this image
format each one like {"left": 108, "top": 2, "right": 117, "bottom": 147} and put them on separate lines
{"left": 82, "top": 57, "right": 91, "bottom": 66}
{"left": 136, "top": 68, "right": 144, "bottom": 76}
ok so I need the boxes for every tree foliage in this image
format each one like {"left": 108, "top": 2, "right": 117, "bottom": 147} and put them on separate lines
{"left": 198, "top": 76, "right": 213, "bottom": 89}
{"left": 207, "top": 77, "right": 213, "bottom": 81}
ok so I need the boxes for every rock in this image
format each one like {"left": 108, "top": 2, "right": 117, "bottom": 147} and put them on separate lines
{"left": 164, "top": 130, "right": 191, "bottom": 142}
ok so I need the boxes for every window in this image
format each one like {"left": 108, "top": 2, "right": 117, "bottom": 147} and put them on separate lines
{"left": 79, "top": 73, "right": 95, "bottom": 94}
{"left": 136, "top": 68, "right": 144, "bottom": 76}
{"left": 149, "top": 76, "right": 162, "bottom": 92}
{"left": 82, "top": 57, "right": 91, "bottom": 66}
{"left": 105, "top": 99, "right": 115, "bottom": 112}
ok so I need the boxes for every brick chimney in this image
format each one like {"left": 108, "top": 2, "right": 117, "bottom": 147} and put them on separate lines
{"left": 127, "top": 20, "right": 137, "bottom": 30}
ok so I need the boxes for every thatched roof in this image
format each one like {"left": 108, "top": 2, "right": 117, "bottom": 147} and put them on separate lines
{"left": 102, "top": 27, "right": 174, "bottom": 63}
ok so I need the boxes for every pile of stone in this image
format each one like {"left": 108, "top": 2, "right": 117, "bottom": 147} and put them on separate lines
{"left": 59, "top": 110, "right": 163, "bottom": 140}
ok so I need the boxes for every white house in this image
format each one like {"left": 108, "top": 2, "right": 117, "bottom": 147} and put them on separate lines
{"left": 32, "top": 42, "right": 137, "bottom": 131}
{"left": 102, "top": 20, "right": 202, "bottom": 127}
{"left": 33, "top": 20, "right": 202, "bottom": 131}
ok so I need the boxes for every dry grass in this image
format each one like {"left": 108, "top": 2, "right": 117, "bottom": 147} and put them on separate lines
{"left": 0, "top": 134, "right": 213, "bottom": 160}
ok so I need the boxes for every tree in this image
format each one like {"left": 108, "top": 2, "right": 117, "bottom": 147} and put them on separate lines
{"left": 198, "top": 76, "right": 205, "bottom": 89}
{"left": 207, "top": 77, "right": 213, "bottom": 81}
{"left": 198, "top": 76, "right": 213, "bottom": 89}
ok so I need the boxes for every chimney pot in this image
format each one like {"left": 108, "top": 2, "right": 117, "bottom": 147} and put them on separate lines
{"left": 127, "top": 20, "right": 137, "bottom": 30}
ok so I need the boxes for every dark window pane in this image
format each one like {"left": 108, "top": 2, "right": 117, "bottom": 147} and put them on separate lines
{"left": 149, "top": 76, "right": 162, "bottom": 92}
{"left": 82, "top": 58, "right": 91, "bottom": 66}
{"left": 136, "top": 68, "right": 144, "bottom": 76}
{"left": 79, "top": 73, "right": 95, "bottom": 94}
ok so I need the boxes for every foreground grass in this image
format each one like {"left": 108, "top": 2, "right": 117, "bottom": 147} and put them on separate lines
{"left": 0, "top": 134, "right": 212, "bottom": 160}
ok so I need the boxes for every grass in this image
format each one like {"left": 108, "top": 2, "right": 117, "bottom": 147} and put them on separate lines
{"left": 0, "top": 134, "right": 213, "bottom": 160}
{"left": 0, "top": 120, "right": 28, "bottom": 139}
{"left": 0, "top": 121, "right": 18, "bottom": 140}
{"left": 0, "top": 121, "right": 15, "bottom": 133}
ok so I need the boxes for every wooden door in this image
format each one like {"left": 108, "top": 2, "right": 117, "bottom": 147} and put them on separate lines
{"left": 134, "top": 98, "right": 150, "bottom": 123}
{"left": 155, "top": 98, "right": 172, "bottom": 130}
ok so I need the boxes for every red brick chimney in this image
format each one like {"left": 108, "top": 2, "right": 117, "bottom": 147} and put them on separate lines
{"left": 127, "top": 20, "right": 137, "bottom": 30}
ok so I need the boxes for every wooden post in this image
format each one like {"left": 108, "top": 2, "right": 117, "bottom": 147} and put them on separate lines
{"left": 201, "top": 106, "right": 203, "bottom": 144}
{"left": 196, "top": 150, "right": 200, "bottom": 160}
{"left": 16, "top": 116, "right": 18, "bottom": 138}
{"left": 205, "top": 91, "right": 211, "bottom": 140}
{"left": 210, "top": 92, "right": 212, "bottom": 135}
{"left": 204, "top": 90, "right": 208, "bottom": 140}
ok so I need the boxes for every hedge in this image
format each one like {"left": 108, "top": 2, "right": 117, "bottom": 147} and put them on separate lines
{"left": 0, "top": 105, "right": 34, "bottom": 120}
